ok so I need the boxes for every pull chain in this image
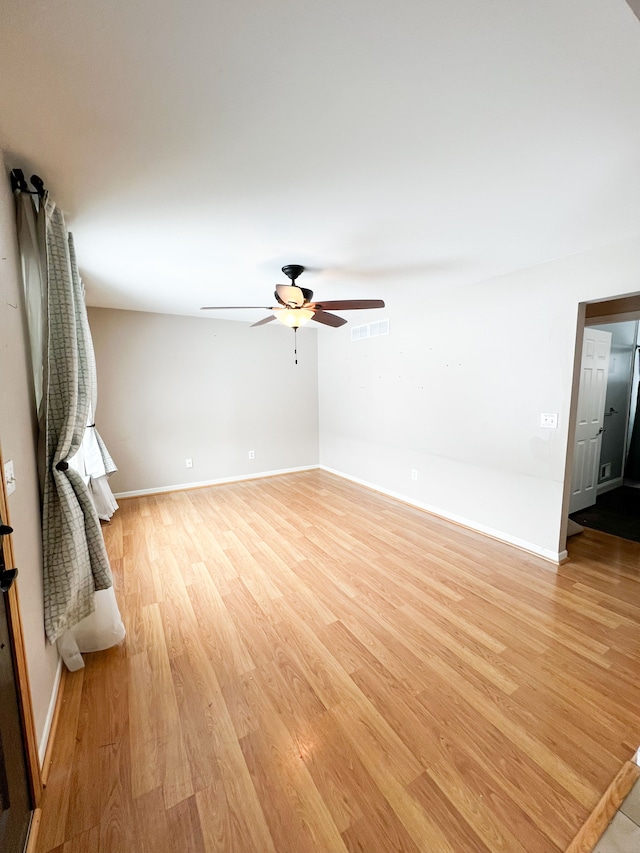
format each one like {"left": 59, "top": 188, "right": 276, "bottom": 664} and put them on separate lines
{"left": 294, "top": 326, "right": 298, "bottom": 365}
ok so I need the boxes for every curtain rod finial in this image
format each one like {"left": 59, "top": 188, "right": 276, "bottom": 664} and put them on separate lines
{"left": 31, "top": 175, "right": 45, "bottom": 198}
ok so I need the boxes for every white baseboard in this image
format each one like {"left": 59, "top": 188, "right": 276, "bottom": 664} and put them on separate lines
{"left": 39, "top": 656, "right": 63, "bottom": 766}
{"left": 320, "top": 465, "right": 566, "bottom": 565}
{"left": 114, "top": 465, "right": 320, "bottom": 499}
{"left": 597, "top": 476, "right": 623, "bottom": 496}
{"left": 115, "top": 463, "right": 565, "bottom": 564}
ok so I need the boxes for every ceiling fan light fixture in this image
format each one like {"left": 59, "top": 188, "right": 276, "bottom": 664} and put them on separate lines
{"left": 273, "top": 307, "right": 314, "bottom": 328}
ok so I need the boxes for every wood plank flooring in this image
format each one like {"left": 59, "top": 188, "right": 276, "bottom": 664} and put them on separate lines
{"left": 35, "top": 470, "right": 640, "bottom": 853}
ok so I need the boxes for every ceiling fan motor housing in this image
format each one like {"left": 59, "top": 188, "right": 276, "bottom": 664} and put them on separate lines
{"left": 201, "top": 262, "right": 383, "bottom": 333}
{"left": 281, "top": 264, "right": 305, "bottom": 282}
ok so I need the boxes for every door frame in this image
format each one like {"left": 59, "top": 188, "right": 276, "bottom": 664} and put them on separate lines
{"left": 560, "top": 292, "right": 640, "bottom": 553}
{"left": 0, "top": 444, "right": 42, "bottom": 809}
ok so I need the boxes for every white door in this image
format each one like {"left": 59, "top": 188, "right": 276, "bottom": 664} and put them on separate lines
{"left": 569, "top": 327, "right": 612, "bottom": 513}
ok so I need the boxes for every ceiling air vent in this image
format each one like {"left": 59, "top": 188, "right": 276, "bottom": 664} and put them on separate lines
{"left": 351, "top": 319, "right": 389, "bottom": 341}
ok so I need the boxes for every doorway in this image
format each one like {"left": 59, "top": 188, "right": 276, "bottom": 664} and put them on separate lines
{"left": 563, "top": 294, "right": 640, "bottom": 550}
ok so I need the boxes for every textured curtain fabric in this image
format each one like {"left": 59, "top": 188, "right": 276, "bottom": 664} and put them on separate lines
{"left": 68, "top": 413, "right": 119, "bottom": 521}
{"left": 15, "top": 186, "right": 125, "bottom": 667}
{"left": 15, "top": 191, "right": 47, "bottom": 419}
{"left": 17, "top": 190, "right": 119, "bottom": 521}
{"left": 67, "top": 268, "right": 119, "bottom": 521}
{"left": 84, "top": 300, "right": 119, "bottom": 520}
{"left": 40, "top": 200, "right": 115, "bottom": 642}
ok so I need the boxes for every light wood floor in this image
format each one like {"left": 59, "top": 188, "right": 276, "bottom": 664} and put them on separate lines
{"left": 36, "top": 470, "right": 640, "bottom": 853}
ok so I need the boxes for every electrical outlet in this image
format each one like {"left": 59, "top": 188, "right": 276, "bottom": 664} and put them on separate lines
{"left": 4, "top": 460, "right": 16, "bottom": 496}
{"left": 185, "top": 458, "right": 193, "bottom": 469}
{"left": 248, "top": 450, "right": 255, "bottom": 460}
{"left": 411, "top": 469, "right": 418, "bottom": 481}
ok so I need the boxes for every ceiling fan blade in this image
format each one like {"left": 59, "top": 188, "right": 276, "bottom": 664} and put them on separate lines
{"left": 311, "top": 310, "right": 347, "bottom": 328}
{"left": 200, "top": 306, "right": 272, "bottom": 310}
{"left": 310, "top": 299, "right": 385, "bottom": 311}
{"left": 251, "top": 314, "right": 276, "bottom": 327}
{"left": 275, "top": 284, "right": 305, "bottom": 307}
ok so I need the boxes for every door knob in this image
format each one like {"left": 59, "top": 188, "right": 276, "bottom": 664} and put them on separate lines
{"left": 0, "top": 515, "right": 17, "bottom": 591}
{"left": 0, "top": 567, "right": 18, "bottom": 592}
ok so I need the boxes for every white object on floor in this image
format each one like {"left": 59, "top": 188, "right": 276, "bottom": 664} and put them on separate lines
{"left": 567, "top": 518, "right": 585, "bottom": 536}
{"left": 89, "top": 474, "right": 119, "bottom": 520}
{"left": 57, "top": 587, "right": 126, "bottom": 671}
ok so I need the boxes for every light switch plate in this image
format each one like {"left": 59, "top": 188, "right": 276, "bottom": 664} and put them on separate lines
{"left": 4, "top": 460, "right": 16, "bottom": 496}
{"left": 540, "top": 413, "right": 558, "bottom": 429}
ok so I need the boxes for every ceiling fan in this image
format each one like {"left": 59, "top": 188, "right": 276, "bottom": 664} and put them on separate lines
{"left": 201, "top": 264, "right": 385, "bottom": 330}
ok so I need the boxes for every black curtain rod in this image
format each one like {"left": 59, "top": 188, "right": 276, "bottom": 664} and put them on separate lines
{"left": 10, "top": 168, "right": 46, "bottom": 198}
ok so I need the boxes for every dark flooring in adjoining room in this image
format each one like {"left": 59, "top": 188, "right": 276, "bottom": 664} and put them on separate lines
{"left": 570, "top": 486, "right": 640, "bottom": 543}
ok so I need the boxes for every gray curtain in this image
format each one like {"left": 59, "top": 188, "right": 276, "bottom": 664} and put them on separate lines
{"left": 40, "top": 197, "right": 113, "bottom": 642}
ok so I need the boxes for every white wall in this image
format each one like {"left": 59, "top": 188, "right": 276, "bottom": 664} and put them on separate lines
{"left": 88, "top": 307, "right": 319, "bottom": 494}
{"left": 0, "top": 158, "right": 59, "bottom": 745}
{"left": 318, "top": 234, "right": 640, "bottom": 560}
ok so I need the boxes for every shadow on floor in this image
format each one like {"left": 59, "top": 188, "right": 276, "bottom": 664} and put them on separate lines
{"left": 570, "top": 486, "right": 640, "bottom": 543}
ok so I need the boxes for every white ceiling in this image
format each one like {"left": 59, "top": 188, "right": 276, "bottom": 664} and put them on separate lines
{"left": 1, "top": 0, "right": 640, "bottom": 323}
